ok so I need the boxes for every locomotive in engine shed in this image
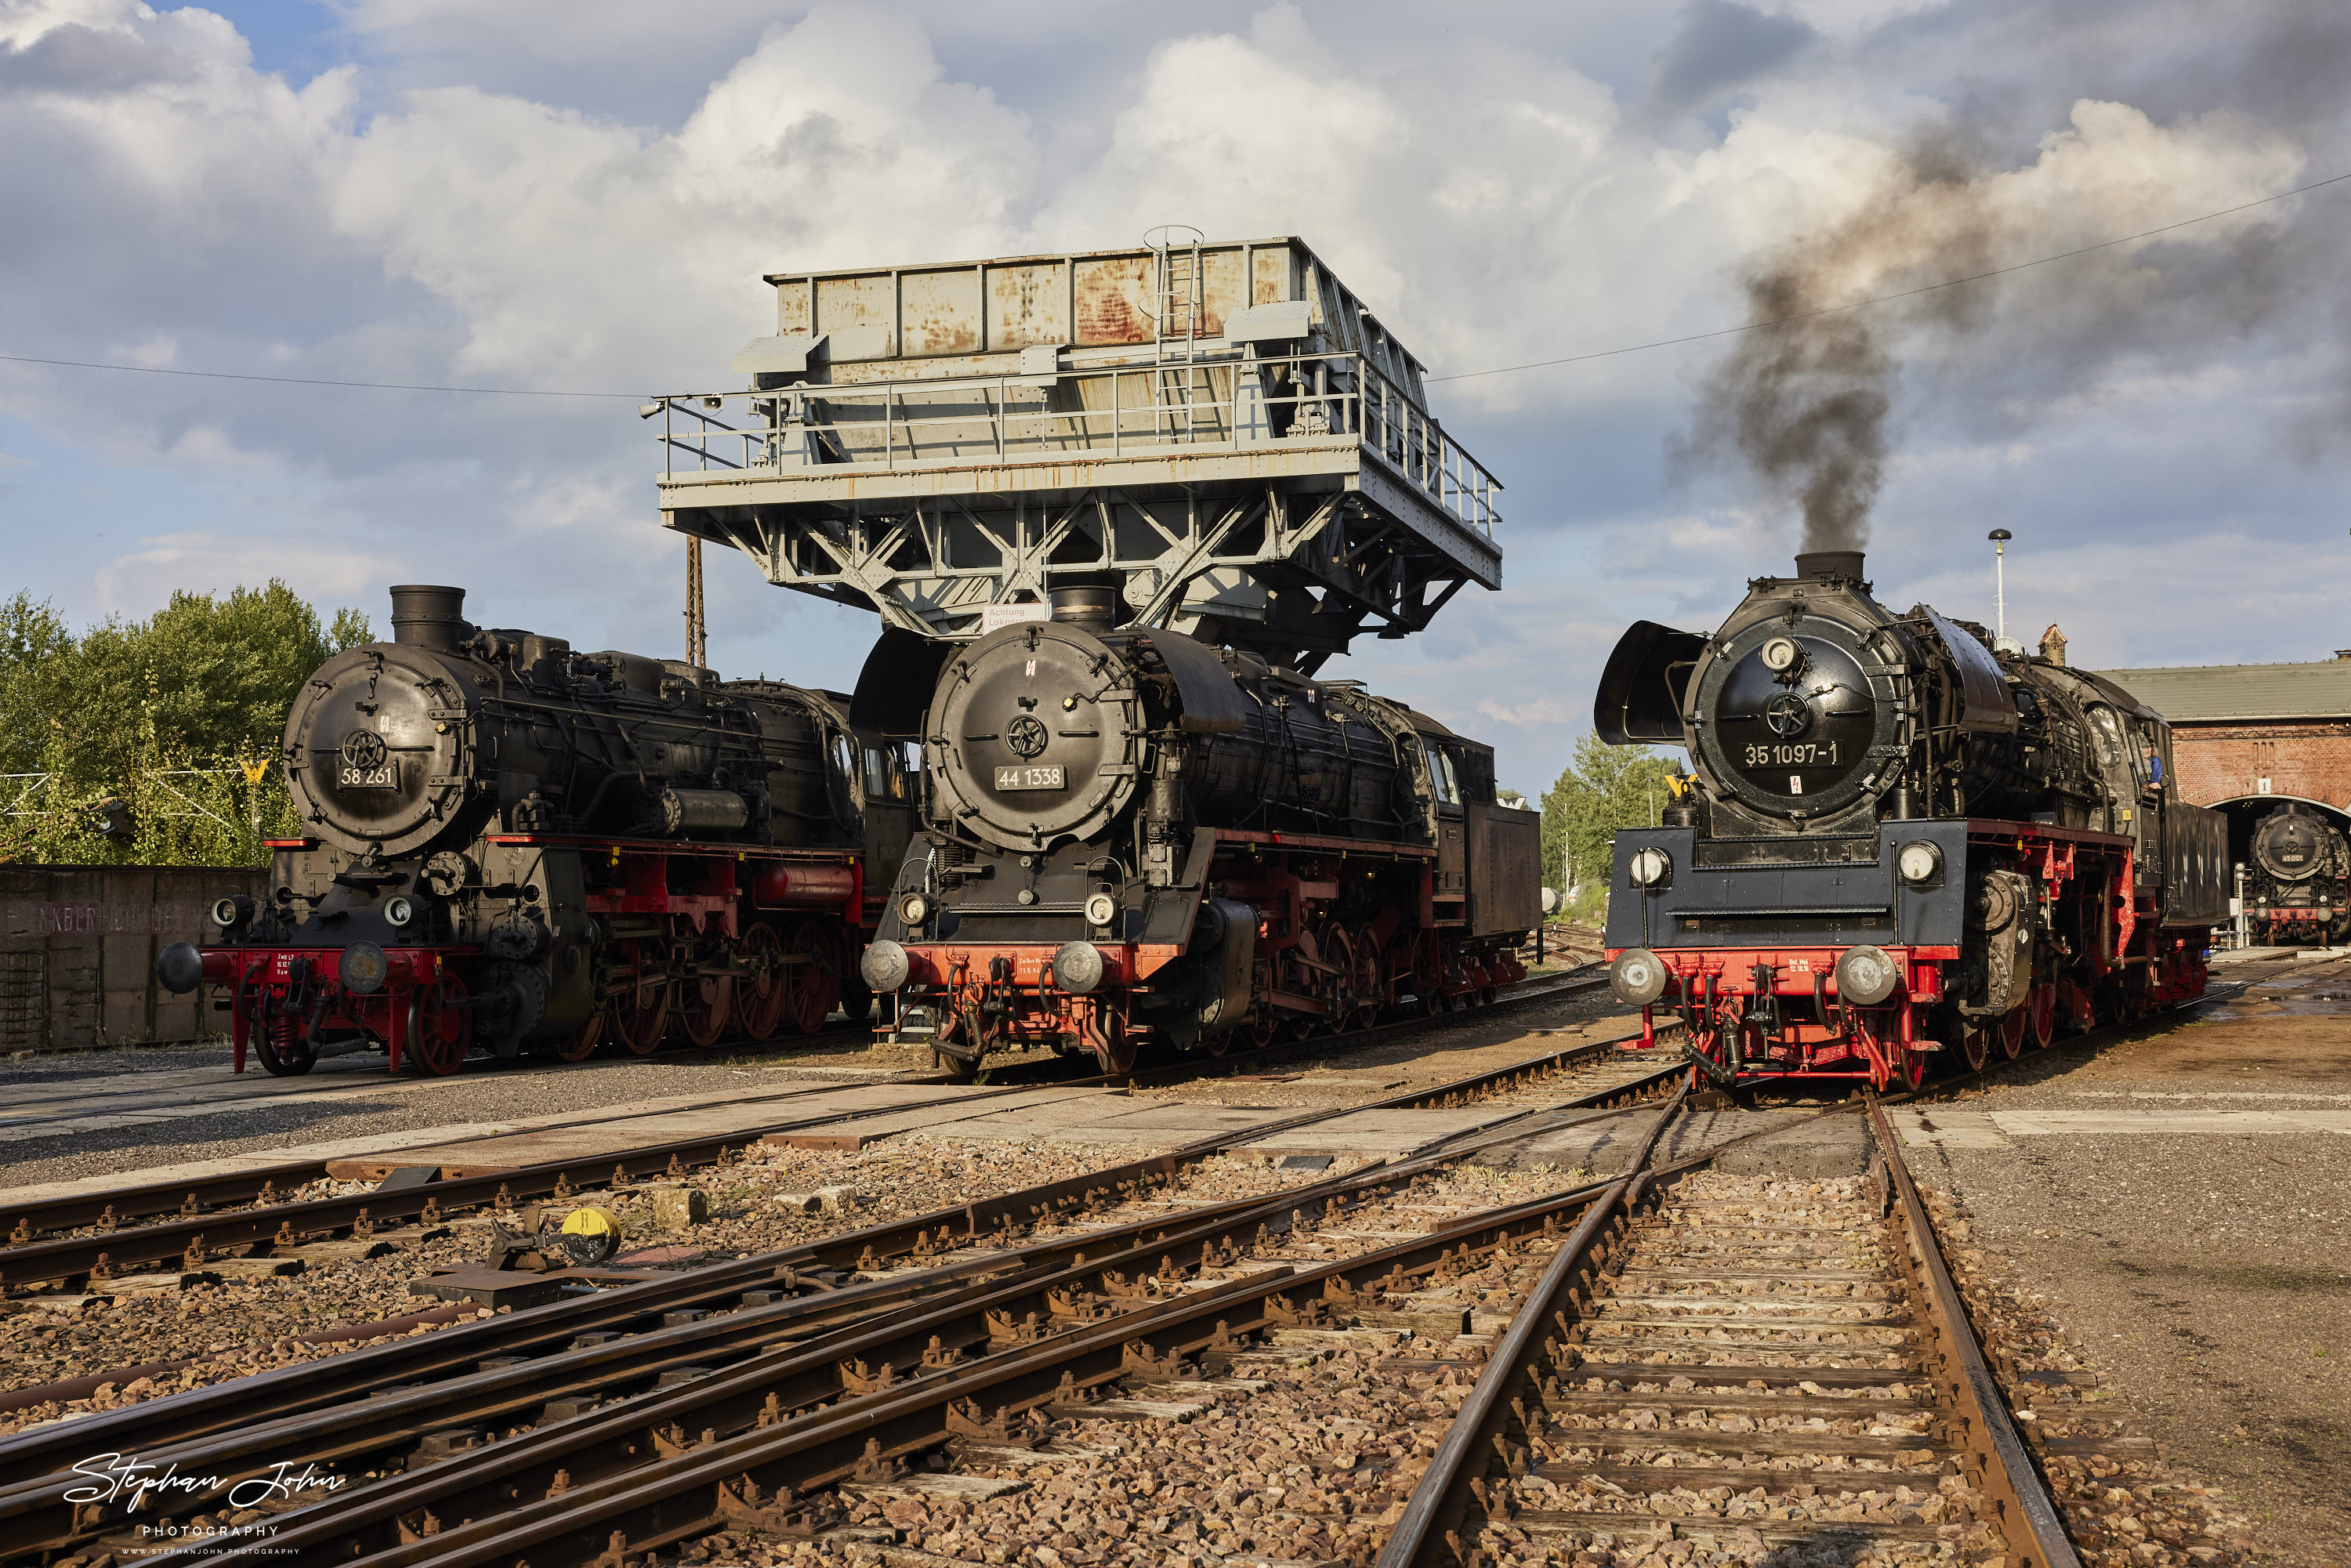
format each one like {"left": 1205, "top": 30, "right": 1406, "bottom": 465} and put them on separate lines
{"left": 1594, "top": 550, "right": 2230, "bottom": 1091}
{"left": 854, "top": 587, "right": 1542, "bottom": 1076}
{"left": 2242, "top": 801, "right": 2351, "bottom": 946}
{"left": 157, "top": 585, "right": 917, "bottom": 1075}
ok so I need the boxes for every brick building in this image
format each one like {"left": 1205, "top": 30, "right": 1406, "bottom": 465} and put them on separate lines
{"left": 2089, "top": 654, "right": 2351, "bottom": 813}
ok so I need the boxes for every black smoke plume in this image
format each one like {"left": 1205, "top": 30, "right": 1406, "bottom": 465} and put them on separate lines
{"left": 1689, "top": 143, "right": 1996, "bottom": 552}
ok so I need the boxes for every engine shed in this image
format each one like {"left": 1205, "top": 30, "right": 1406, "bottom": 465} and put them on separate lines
{"left": 651, "top": 234, "right": 1502, "bottom": 674}
{"left": 2091, "top": 650, "right": 2351, "bottom": 855}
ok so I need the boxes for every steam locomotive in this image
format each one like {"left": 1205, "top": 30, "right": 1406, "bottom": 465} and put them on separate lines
{"left": 853, "top": 587, "right": 1541, "bottom": 1075}
{"left": 158, "top": 586, "right": 916, "bottom": 1075}
{"left": 2243, "top": 802, "right": 2350, "bottom": 945}
{"left": 1594, "top": 551, "right": 2229, "bottom": 1090}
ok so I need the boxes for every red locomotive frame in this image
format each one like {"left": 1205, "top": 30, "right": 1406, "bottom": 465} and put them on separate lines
{"left": 900, "top": 827, "right": 1527, "bottom": 1070}
{"left": 201, "top": 836, "right": 868, "bottom": 1075}
{"left": 1617, "top": 822, "right": 2209, "bottom": 1091}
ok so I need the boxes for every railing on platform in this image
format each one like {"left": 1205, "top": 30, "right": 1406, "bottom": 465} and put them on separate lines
{"left": 649, "top": 349, "right": 1502, "bottom": 540}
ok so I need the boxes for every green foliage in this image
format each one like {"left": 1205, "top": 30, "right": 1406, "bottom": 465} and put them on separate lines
{"left": 0, "top": 582, "right": 371, "bottom": 867}
{"left": 1539, "top": 731, "right": 1685, "bottom": 922}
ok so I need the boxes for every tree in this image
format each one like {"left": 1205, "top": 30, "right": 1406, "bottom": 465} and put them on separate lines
{"left": 0, "top": 592, "right": 73, "bottom": 778}
{"left": 1539, "top": 731, "right": 1685, "bottom": 922}
{"left": 0, "top": 583, "right": 373, "bottom": 867}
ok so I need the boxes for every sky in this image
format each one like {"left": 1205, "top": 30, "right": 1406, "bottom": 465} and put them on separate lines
{"left": 3, "top": 0, "right": 2349, "bottom": 799}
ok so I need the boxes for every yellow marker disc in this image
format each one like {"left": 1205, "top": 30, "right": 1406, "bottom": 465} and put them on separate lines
{"left": 561, "top": 1206, "right": 621, "bottom": 1238}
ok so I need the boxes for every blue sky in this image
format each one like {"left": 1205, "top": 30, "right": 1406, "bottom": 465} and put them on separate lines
{"left": 4, "top": 0, "right": 2348, "bottom": 798}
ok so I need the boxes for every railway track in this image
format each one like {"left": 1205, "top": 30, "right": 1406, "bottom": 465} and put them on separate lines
{"left": 1376, "top": 1097, "right": 2074, "bottom": 1566}
{"left": 0, "top": 1021, "right": 1678, "bottom": 1558}
{"left": 0, "top": 974, "right": 1612, "bottom": 1291}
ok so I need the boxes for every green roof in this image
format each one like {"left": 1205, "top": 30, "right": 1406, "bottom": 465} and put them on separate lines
{"left": 2092, "top": 660, "right": 2351, "bottom": 722}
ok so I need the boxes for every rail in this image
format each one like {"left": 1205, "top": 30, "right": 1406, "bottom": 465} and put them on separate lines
{"left": 648, "top": 349, "right": 1502, "bottom": 541}
{"left": 1377, "top": 1092, "right": 2085, "bottom": 1568}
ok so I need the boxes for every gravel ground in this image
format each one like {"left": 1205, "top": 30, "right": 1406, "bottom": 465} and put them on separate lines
{"left": 0, "top": 1135, "right": 1371, "bottom": 1432}
{"left": 639, "top": 1160, "right": 1586, "bottom": 1568}
{"left": 0, "top": 1049, "right": 907, "bottom": 1193}
{"left": 1925, "top": 1187, "right": 2264, "bottom": 1568}
{"left": 1898, "top": 956, "right": 2351, "bottom": 1568}
{"left": 0, "top": 974, "right": 1629, "bottom": 1196}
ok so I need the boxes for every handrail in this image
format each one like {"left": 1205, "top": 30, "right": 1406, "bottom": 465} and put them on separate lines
{"left": 648, "top": 349, "right": 1502, "bottom": 538}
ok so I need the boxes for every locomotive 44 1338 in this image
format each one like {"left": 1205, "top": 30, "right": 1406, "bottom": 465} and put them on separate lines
{"left": 158, "top": 585, "right": 917, "bottom": 1074}
{"left": 856, "top": 588, "right": 1541, "bottom": 1076}
{"left": 1594, "top": 551, "right": 2230, "bottom": 1090}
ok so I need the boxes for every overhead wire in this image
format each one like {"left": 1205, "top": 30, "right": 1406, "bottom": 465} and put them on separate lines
{"left": 0, "top": 170, "right": 2344, "bottom": 399}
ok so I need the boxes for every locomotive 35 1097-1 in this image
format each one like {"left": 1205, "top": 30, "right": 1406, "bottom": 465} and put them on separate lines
{"left": 2243, "top": 801, "right": 2350, "bottom": 946}
{"left": 855, "top": 587, "right": 1541, "bottom": 1076}
{"left": 1593, "top": 550, "right": 2229, "bottom": 1090}
{"left": 158, "top": 585, "right": 917, "bottom": 1075}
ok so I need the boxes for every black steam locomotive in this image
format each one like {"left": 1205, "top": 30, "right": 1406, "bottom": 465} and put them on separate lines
{"left": 2244, "top": 802, "right": 2350, "bottom": 946}
{"left": 1595, "top": 550, "right": 2229, "bottom": 1090}
{"left": 158, "top": 585, "right": 917, "bottom": 1075}
{"left": 853, "top": 588, "right": 1541, "bottom": 1074}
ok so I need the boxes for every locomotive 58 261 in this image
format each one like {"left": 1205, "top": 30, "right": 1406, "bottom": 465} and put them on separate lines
{"left": 1594, "top": 551, "right": 2228, "bottom": 1090}
{"left": 158, "top": 585, "right": 915, "bottom": 1074}
{"left": 856, "top": 588, "right": 1541, "bottom": 1075}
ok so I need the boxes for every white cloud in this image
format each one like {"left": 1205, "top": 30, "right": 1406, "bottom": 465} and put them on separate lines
{"left": 0, "top": 0, "right": 2345, "bottom": 801}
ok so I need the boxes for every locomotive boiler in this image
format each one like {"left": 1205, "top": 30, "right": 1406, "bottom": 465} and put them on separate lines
{"left": 1593, "top": 550, "right": 2228, "bottom": 1090}
{"left": 856, "top": 588, "right": 1541, "bottom": 1074}
{"left": 2243, "top": 801, "right": 2351, "bottom": 945}
{"left": 158, "top": 585, "right": 917, "bottom": 1075}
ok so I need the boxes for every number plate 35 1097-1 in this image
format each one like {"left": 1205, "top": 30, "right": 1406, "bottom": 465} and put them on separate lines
{"left": 994, "top": 765, "right": 1064, "bottom": 791}
{"left": 338, "top": 765, "right": 397, "bottom": 790}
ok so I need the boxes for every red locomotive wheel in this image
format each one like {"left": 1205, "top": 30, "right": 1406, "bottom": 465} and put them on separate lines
{"left": 1998, "top": 1005, "right": 2028, "bottom": 1059}
{"left": 1344, "top": 925, "right": 1385, "bottom": 1031}
{"left": 734, "top": 923, "right": 790, "bottom": 1041}
{"left": 404, "top": 973, "right": 472, "bottom": 1077}
{"left": 549, "top": 1012, "right": 602, "bottom": 1063}
{"left": 1413, "top": 937, "right": 1444, "bottom": 1016}
{"left": 1094, "top": 1016, "right": 1139, "bottom": 1074}
{"left": 2029, "top": 984, "right": 2057, "bottom": 1049}
{"left": 608, "top": 939, "right": 670, "bottom": 1057}
{"left": 1960, "top": 1026, "right": 1989, "bottom": 1071}
{"left": 1322, "top": 927, "right": 1360, "bottom": 1036}
{"left": 1248, "top": 1012, "right": 1278, "bottom": 1049}
{"left": 677, "top": 972, "right": 734, "bottom": 1049}
{"left": 784, "top": 920, "right": 840, "bottom": 1034}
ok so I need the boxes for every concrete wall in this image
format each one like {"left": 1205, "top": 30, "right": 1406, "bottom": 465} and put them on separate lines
{"left": 0, "top": 865, "right": 266, "bottom": 1054}
{"left": 2172, "top": 722, "right": 2351, "bottom": 811}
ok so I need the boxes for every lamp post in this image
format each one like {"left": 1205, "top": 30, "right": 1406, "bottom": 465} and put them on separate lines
{"left": 1988, "top": 529, "right": 2012, "bottom": 641}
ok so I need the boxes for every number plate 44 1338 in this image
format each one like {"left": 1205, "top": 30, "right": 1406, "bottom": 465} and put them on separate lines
{"left": 994, "top": 765, "right": 1064, "bottom": 791}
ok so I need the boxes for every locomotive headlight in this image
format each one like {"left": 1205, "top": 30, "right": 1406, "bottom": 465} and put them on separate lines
{"left": 1836, "top": 944, "right": 1900, "bottom": 1006}
{"left": 339, "top": 940, "right": 389, "bottom": 996}
{"left": 1628, "top": 848, "right": 1672, "bottom": 889}
{"left": 899, "top": 893, "right": 931, "bottom": 928}
{"left": 1760, "top": 636, "right": 1802, "bottom": 673}
{"left": 1896, "top": 841, "right": 1943, "bottom": 885}
{"left": 1610, "top": 948, "right": 1671, "bottom": 1007}
{"left": 1052, "top": 941, "right": 1107, "bottom": 994}
{"left": 1084, "top": 892, "right": 1118, "bottom": 927}
{"left": 860, "top": 939, "right": 911, "bottom": 993}
{"left": 384, "top": 894, "right": 418, "bottom": 929}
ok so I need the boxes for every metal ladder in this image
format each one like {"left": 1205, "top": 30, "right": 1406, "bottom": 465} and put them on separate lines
{"left": 1150, "top": 227, "right": 1205, "bottom": 443}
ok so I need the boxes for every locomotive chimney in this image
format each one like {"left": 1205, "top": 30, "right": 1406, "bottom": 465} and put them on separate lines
{"left": 1792, "top": 550, "right": 1866, "bottom": 581}
{"left": 1049, "top": 585, "right": 1119, "bottom": 632}
{"left": 389, "top": 585, "right": 471, "bottom": 653}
